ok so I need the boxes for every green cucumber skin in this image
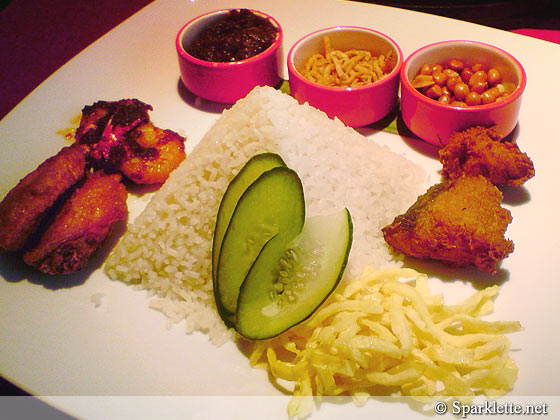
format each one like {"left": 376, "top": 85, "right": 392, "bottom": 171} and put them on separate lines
{"left": 236, "top": 208, "right": 353, "bottom": 340}
{"left": 212, "top": 153, "right": 286, "bottom": 281}
{"left": 215, "top": 166, "right": 305, "bottom": 324}
{"left": 212, "top": 153, "right": 286, "bottom": 325}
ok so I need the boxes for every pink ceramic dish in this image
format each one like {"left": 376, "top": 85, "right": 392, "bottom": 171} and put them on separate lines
{"left": 176, "top": 9, "right": 283, "bottom": 104}
{"left": 287, "top": 27, "right": 403, "bottom": 127}
{"left": 400, "top": 40, "right": 526, "bottom": 146}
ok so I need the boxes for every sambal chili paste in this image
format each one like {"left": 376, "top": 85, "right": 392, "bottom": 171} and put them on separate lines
{"left": 186, "top": 9, "right": 278, "bottom": 62}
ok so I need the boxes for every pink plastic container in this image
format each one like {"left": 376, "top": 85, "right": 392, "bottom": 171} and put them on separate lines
{"left": 287, "top": 26, "right": 403, "bottom": 127}
{"left": 400, "top": 40, "right": 526, "bottom": 146}
{"left": 176, "top": 9, "right": 283, "bottom": 104}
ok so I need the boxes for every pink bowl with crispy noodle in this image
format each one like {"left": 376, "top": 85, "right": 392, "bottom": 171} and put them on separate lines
{"left": 287, "top": 26, "right": 403, "bottom": 127}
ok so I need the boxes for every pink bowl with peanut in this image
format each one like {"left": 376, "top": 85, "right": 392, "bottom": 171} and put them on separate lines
{"left": 400, "top": 40, "right": 526, "bottom": 146}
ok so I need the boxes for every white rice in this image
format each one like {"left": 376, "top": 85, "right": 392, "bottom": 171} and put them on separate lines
{"left": 104, "top": 86, "right": 426, "bottom": 345}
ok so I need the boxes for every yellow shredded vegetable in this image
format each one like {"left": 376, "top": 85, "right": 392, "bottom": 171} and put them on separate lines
{"left": 247, "top": 267, "right": 522, "bottom": 419}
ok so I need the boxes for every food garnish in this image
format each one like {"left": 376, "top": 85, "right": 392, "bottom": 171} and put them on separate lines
{"left": 439, "top": 125, "right": 535, "bottom": 186}
{"left": 382, "top": 175, "right": 514, "bottom": 274}
{"left": 237, "top": 208, "right": 352, "bottom": 339}
{"left": 411, "top": 59, "right": 516, "bottom": 106}
{"left": 215, "top": 165, "right": 306, "bottom": 327}
{"left": 301, "top": 36, "right": 396, "bottom": 87}
{"left": 214, "top": 153, "right": 352, "bottom": 339}
{"left": 249, "top": 266, "right": 521, "bottom": 419}
{"left": 186, "top": 9, "right": 278, "bottom": 62}
{"left": 212, "top": 152, "right": 287, "bottom": 325}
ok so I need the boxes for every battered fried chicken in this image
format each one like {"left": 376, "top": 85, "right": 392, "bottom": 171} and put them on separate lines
{"left": 439, "top": 125, "right": 534, "bottom": 186}
{"left": 0, "top": 144, "right": 87, "bottom": 252}
{"left": 23, "top": 172, "right": 128, "bottom": 275}
{"left": 382, "top": 175, "right": 514, "bottom": 274}
{"left": 75, "top": 99, "right": 186, "bottom": 184}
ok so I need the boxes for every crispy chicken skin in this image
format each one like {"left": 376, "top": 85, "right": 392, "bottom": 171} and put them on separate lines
{"left": 439, "top": 126, "right": 535, "bottom": 186}
{"left": 23, "top": 172, "right": 128, "bottom": 275}
{"left": 0, "top": 144, "right": 87, "bottom": 252}
{"left": 382, "top": 175, "right": 514, "bottom": 274}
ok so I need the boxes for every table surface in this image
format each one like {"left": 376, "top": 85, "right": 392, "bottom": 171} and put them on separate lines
{"left": 0, "top": 0, "right": 559, "bottom": 410}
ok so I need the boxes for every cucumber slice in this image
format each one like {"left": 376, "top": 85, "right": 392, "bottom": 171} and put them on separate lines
{"left": 212, "top": 153, "right": 286, "bottom": 321}
{"left": 236, "top": 208, "right": 353, "bottom": 339}
{"left": 215, "top": 166, "right": 305, "bottom": 324}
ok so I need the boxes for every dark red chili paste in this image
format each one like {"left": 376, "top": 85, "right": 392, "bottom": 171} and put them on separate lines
{"left": 186, "top": 9, "right": 278, "bottom": 62}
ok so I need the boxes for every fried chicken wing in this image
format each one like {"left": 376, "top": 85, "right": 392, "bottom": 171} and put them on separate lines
{"left": 23, "top": 172, "right": 128, "bottom": 275}
{"left": 382, "top": 175, "right": 514, "bottom": 274}
{"left": 439, "top": 125, "right": 535, "bottom": 186}
{"left": 0, "top": 144, "right": 87, "bottom": 252}
{"left": 76, "top": 99, "right": 186, "bottom": 184}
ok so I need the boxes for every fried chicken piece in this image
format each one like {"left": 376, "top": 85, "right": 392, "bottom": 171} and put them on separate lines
{"left": 0, "top": 144, "right": 87, "bottom": 252}
{"left": 76, "top": 99, "right": 152, "bottom": 171}
{"left": 439, "top": 125, "right": 535, "bottom": 186}
{"left": 119, "top": 122, "right": 186, "bottom": 184}
{"left": 75, "top": 99, "right": 186, "bottom": 184}
{"left": 382, "top": 175, "right": 514, "bottom": 274}
{"left": 23, "top": 172, "right": 128, "bottom": 275}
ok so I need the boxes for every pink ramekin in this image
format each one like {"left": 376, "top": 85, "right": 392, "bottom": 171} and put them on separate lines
{"left": 287, "top": 26, "right": 403, "bottom": 127}
{"left": 400, "top": 40, "right": 526, "bottom": 146}
{"left": 176, "top": 9, "right": 283, "bottom": 104}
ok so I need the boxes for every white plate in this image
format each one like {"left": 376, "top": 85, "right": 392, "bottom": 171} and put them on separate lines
{"left": 1, "top": 0, "right": 559, "bottom": 418}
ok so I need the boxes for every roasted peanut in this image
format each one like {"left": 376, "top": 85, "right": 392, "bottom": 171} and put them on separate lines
{"left": 465, "top": 91, "right": 482, "bottom": 106}
{"left": 471, "top": 81, "right": 488, "bottom": 94}
{"left": 472, "top": 63, "right": 484, "bottom": 72}
{"left": 446, "top": 75, "right": 461, "bottom": 91}
{"left": 481, "top": 90, "right": 496, "bottom": 104}
{"left": 453, "top": 82, "right": 470, "bottom": 101}
{"left": 447, "top": 59, "right": 464, "bottom": 72}
{"left": 487, "top": 68, "right": 501, "bottom": 85}
{"left": 468, "top": 70, "right": 488, "bottom": 87}
{"left": 461, "top": 67, "right": 474, "bottom": 84}
{"left": 425, "top": 84, "right": 443, "bottom": 99}
{"left": 420, "top": 63, "right": 433, "bottom": 75}
{"left": 411, "top": 59, "right": 515, "bottom": 106}
{"left": 412, "top": 74, "right": 435, "bottom": 88}
{"left": 432, "top": 71, "right": 448, "bottom": 86}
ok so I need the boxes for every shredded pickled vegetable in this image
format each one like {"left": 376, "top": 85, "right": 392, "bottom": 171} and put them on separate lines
{"left": 248, "top": 267, "right": 521, "bottom": 419}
